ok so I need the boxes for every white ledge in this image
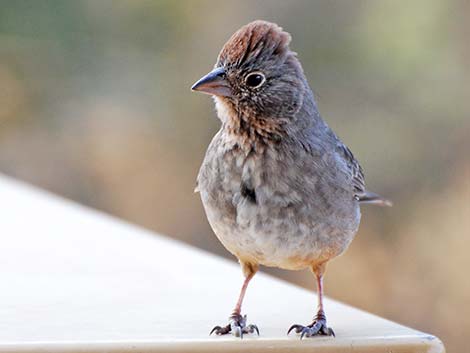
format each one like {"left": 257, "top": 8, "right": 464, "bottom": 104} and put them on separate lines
{"left": 0, "top": 175, "right": 445, "bottom": 353}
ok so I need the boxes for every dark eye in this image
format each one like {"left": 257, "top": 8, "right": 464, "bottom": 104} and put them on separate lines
{"left": 245, "top": 72, "right": 266, "bottom": 88}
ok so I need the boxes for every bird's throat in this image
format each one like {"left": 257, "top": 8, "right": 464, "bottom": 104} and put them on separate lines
{"left": 214, "top": 97, "right": 287, "bottom": 149}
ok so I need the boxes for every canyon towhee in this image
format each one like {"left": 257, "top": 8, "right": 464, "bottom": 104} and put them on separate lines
{"left": 192, "top": 20, "right": 391, "bottom": 339}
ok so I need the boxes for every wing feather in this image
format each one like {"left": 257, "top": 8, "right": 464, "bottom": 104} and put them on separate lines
{"left": 336, "top": 143, "right": 391, "bottom": 206}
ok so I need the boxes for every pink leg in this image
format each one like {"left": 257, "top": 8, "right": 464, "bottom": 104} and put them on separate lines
{"left": 210, "top": 262, "right": 259, "bottom": 337}
{"left": 313, "top": 270, "right": 328, "bottom": 325}
{"left": 232, "top": 271, "right": 255, "bottom": 315}
{"left": 288, "top": 262, "right": 334, "bottom": 338}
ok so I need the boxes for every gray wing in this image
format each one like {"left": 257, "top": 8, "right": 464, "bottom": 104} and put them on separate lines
{"left": 336, "top": 143, "right": 365, "bottom": 198}
{"left": 337, "top": 143, "right": 392, "bottom": 206}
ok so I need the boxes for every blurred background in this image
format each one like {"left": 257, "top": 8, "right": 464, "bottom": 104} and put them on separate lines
{"left": 0, "top": 0, "right": 468, "bottom": 351}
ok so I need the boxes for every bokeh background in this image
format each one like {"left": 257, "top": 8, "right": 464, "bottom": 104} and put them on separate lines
{"left": 0, "top": 0, "right": 468, "bottom": 351}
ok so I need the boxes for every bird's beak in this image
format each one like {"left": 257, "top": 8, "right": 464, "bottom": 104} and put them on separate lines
{"left": 191, "top": 67, "right": 232, "bottom": 97}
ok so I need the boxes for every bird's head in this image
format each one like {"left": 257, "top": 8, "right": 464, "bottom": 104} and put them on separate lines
{"left": 192, "top": 21, "right": 309, "bottom": 132}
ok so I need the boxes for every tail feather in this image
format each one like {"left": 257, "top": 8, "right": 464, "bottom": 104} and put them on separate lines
{"left": 358, "top": 190, "right": 392, "bottom": 207}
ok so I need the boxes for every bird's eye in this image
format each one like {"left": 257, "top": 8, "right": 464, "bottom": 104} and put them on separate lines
{"left": 245, "top": 72, "right": 266, "bottom": 88}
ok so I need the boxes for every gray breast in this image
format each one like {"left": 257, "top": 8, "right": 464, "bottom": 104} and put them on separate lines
{"left": 197, "top": 133, "right": 361, "bottom": 269}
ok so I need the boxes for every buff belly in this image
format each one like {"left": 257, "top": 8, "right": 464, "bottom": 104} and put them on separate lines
{"left": 203, "top": 195, "right": 360, "bottom": 271}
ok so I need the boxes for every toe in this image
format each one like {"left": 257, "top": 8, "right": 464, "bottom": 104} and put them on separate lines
{"left": 210, "top": 325, "right": 222, "bottom": 335}
{"left": 287, "top": 324, "right": 303, "bottom": 335}
{"left": 244, "top": 324, "right": 260, "bottom": 336}
{"left": 300, "top": 326, "right": 319, "bottom": 339}
{"left": 210, "top": 324, "right": 231, "bottom": 335}
{"left": 211, "top": 314, "right": 258, "bottom": 338}
{"left": 290, "top": 320, "right": 335, "bottom": 339}
{"left": 232, "top": 325, "right": 242, "bottom": 338}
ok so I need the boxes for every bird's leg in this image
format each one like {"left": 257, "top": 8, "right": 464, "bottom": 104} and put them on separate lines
{"left": 210, "top": 262, "right": 259, "bottom": 338}
{"left": 288, "top": 263, "right": 335, "bottom": 339}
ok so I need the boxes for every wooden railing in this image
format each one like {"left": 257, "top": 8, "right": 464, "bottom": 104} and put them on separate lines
{"left": 0, "top": 175, "right": 445, "bottom": 353}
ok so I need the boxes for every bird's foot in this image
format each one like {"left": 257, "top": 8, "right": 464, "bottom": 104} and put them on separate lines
{"left": 210, "top": 313, "right": 259, "bottom": 338}
{"left": 287, "top": 312, "right": 334, "bottom": 339}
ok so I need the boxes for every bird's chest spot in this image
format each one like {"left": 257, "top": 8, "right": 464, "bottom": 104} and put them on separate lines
{"left": 213, "top": 149, "right": 264, "bottom": 223}
{"left": 216, "top": 146, "right": 258, "bottom": 194}
{"left": 238, "top": 155, "right": 260, "bottom": 201}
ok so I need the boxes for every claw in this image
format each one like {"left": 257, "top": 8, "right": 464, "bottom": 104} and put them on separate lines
{"left": 210, "top": 313, "right": 259, "bottom": 338}
{"left": 247, "top": 324, "right": 260, "bottom": 336}
{"left": 210, "top": 324, "right": 231, "bottom": 336}
{"left": 288, "top": 319, "right": 334, "bottom": 339}
{"left": 210, "top": 325, "right": 222, "bottom": 335}
{"left": 287, "top": 324, "right": 302, "bottom": 335}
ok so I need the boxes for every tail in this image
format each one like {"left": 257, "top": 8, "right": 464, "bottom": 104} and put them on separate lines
{"left": 358, "top": 190, "right": 392, "bottom": 207}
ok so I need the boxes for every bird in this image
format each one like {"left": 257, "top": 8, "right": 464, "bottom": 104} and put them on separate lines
{"left": 191, "top": 20, "right": 391, "bottom": 339}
